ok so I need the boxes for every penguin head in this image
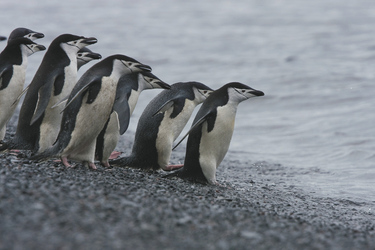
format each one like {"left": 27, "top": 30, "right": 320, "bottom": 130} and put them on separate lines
{"left": 77, "top": 47, "right": 102, "bottom": 69}
{"left": 190, "top": 81, "right": 213, "bottom": 103}
{"left": 138, "top": 71, "right": 171, "bottom": 90}
{"left": 57, "top": 34, "right": 98, "bottom": 54}
{"left": 225, "top": 82, "right": 264, "bottom": 103}
{"left": 9, "top": 37, "right": 46, "bottom": 56}
{"left": 8, "top": 27, "right": 44, "bottom": 43}
{"left": 110, "top": 54, "right": 152, "bottom": 76}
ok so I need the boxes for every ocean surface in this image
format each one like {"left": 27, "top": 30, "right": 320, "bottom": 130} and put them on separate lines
{"left": 1, "top": 0, "right": 374, "bottom": 203}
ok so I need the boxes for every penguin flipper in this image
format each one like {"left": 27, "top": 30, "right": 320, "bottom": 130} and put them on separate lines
{"left": 0, "top": 66, "right": 13, "bottom": 90}
{"left": 11, "top": 85, "right": 30, "bottom": 107}
{"left": 113, "top": 96, "right": 130, "bottom": 135}
{"left": 172, "top": 112, "right": 211, "bottom": 150}
{"left": 51, "top": 98, "right": 67, "bottom": 109}
{"left": 61, "top": 77, "right": 102, "bottom": 113}
{"left": 30, "top": 81, "right": 54, "bottom": 125}
{"left": 152, "top": 99, "right": 175, "bottom": 117}
{"left": 152, "top": 96, "right": 186, "bottom": 118}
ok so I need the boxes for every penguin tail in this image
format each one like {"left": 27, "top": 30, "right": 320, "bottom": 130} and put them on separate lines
{"left": 162, "top": 169, "right": 182, "bottom": 179}
{"left": 110, "top": 155, "right": 137, "bottom": 168}
{"left": 30, "top": 147, "right": 58, "bottom": 163}
{"left": 0, "top": 138, "right": 21, "bottom": 152}
{"left": 163, "top": 167, "right": 208, "bottom": 184}
{"left": 110, "top": 155, "right": 155, "bottom": 170}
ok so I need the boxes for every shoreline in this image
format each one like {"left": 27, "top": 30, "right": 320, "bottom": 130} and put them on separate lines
{"left": 0, "top": 129, "right": 374, "bottom": 249}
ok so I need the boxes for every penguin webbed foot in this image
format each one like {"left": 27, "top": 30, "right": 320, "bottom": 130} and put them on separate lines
{"left": 163, "top": 164, "right": 184, "bottom": 171}
{"left": 108, "top": 151, "right": 122, "bottom": 160}
{"left": 101, "top": 161, "right": 111, "bottom": 168}
{"left": 87, "top": 162, "right": 97, "bottom": 170}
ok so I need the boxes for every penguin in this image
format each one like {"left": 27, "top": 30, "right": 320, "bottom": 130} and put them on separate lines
{"left": 8, "top": 27, "right": 44, "bottom": 43}
{"left": 32, "top": 54, "right": 152, "bottom": 170}
{"left": 0, "top": 38, "right": 46, "bottom": 141}
{"left": 77, "top": 47, "right": 102, "bottom": 70}
{"left": 95, "top": 71, "right": 171, "bottom": 167}
{"left": 0, "top": 34, "right": 97, "bottom": 152}
{"left": 110, "top": 81, "right": 213, "bottom": 171}
{"left": 165, "top": 82, "right": 264, "bottom": 184}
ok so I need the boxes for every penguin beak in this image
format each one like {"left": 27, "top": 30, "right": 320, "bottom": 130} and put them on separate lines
{"left": 159, "top": 81, "right": 171, "bottom": 89}
{"left": 0, "top": 36, "right": 6, "bottom": 41}
{"left": 82, "top": 37, "right": 98, "bottom": 45}
{"left": 36, "top": 44, "right": 46, "bottom": 51}
{"left": 136, "top": 64, "right": 152, "bottom": 72}
{"left": 32, "top": 32, "right": 44, "bottom": 39}
{"left": 249, "top": 89, "right": 264, "bottom": 96}
{"left": 86, "top": 52, "right": 102, "bottom": 60}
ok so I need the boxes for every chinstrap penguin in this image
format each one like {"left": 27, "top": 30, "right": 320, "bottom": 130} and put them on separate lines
{"left": 0, "top": 34, "right": 97, "bottom": 152}
{"left": 165, "top": 82, "right": 264, "bottom": 184}
{"left": 110, "top": 81, "right": 213, "bottom": 171}
{"left": 0, "top": 38, "right": 46, "bottom": 141}
{"left": 32, "top": 54, "right": 152, "bottom": 170}
{"left": 95, "top": 71, "right": 171, "bottom": 167}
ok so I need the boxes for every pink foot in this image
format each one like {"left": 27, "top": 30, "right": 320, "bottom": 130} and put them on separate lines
{"left": 163, "top": 164, "right": 184, "bottom": 171}
{"left": 88, "top": 162, "right": 97, "bottom": 170}
{"left": 61, "top": 157, "right": 72, "bottom": 168}
{"left": 101, "top": 161, "right": 110, "bottom": 168}
{"left": 109, "top": 151, "right": 122, "bottom": 160}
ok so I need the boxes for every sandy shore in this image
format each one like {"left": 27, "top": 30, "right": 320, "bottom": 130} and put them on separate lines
{"left": 0, "top": 128, "right": 374, "bottom": 250}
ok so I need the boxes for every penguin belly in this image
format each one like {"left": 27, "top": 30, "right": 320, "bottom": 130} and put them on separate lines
{"left": 38, "top": 65, "right": 77, "bottom": 152}
{"left": 0, "top": 65, "right": 26, "bottom": 140}
{"left": 199, "top": 106, "right": 236, "bottom": 184}
{"left": 61, "top": 77, "right": 117, "bottom": 163}
{"left": 155, "top": 99, "right": 197, "bottom": 169}
{"left": 100, "top": 112, "right": 120, "bottom": 164}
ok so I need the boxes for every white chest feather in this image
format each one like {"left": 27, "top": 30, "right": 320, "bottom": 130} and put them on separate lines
{"left": 128, "top": 89, "right": 141, "bottom": 115}
{"left": 38, "top": 63, "right": 78, "bottom": 151}
{"left": 199, "top": 105, "right": 237, "bottom": 184}
{"left": 0, "top": 64, "right": 27, "bottom": 139}
{"left": 156, "top": 99, "right": 198, "bottom": 167}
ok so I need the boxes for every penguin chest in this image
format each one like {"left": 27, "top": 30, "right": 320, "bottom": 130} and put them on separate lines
{"left": 155, "top": 99, "right": 197, "bottom": 167}
{"left": 127, "top": 90, "right": 141, "bottom": 115}
{"left": 0, "top": 64, "right": 26, "bottom": 103}
{"left": 0, "top": 65, "right": 26, "bottom": 125}
{"left": 164, "top": 99, "right": 196, "bottom": 140}
{"left": 199, "top": 106, "right": 236, "bottom": 168}
{"left": 44, "top": 64, "right": 78, "bottom": 124}
{"left": 65, "top": 77, "right": 117, "bottom": 155}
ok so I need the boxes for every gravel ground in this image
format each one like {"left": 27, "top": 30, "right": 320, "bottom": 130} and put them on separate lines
{"left": 0, "top": 125, "right": 374, "bottom": 250}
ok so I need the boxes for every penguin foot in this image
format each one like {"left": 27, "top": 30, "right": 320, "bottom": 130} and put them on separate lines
{"left": 61, "top": 157, "right": 72, "bottom": 168}
{"left": 88, "top": 162, "right": 97, "bottom": 170}
{"left": 163, "top": 164, "right": 184, "bottom": 171}
{"left": 101, "top": 161, "right": 111, "bottom": 168}
{"left": 109, "top": 151, "right": 122, "bottom": 160}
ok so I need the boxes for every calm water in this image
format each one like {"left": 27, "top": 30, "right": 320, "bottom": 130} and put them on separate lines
{"left": 1, "top": 0, "right": 374, "bottom": 202}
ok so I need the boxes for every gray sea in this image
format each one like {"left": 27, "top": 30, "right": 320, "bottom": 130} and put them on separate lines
{"left": 1, "top": 0, "right": 374, "bottom": 203}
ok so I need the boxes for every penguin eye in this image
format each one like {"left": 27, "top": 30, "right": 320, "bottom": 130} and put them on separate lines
{"left": 77, "top": 53, "right": 83, "bottom": 57}
{"left": 203, "top": 90, "right": 208, "bottom": 94}
{"left": 242, "top": 90, "right": 246, "bottom": 93}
